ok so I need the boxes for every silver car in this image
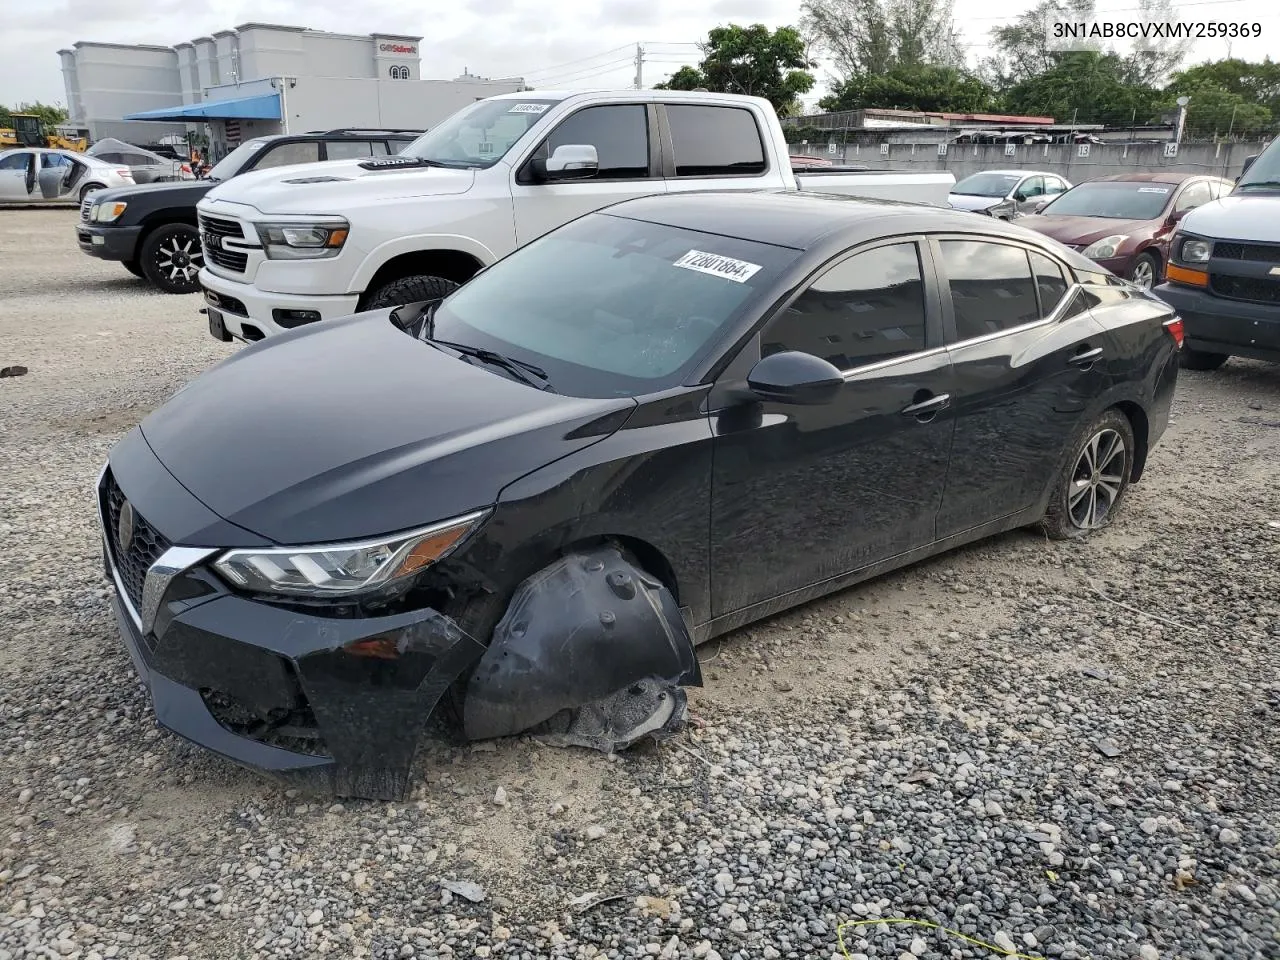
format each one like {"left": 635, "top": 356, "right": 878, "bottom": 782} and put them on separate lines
{"left": 948, "top": 169, "right": 1072, "bottom": 219}
{"left": 0, "top": 148, "right": 135, "bottom": 204}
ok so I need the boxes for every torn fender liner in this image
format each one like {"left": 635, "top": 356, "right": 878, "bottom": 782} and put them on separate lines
{"left": 462, "top": 545, "right": 701, "bottom": 742}
{"left": 532, "top": 677, "right": 688, "bottom": 753}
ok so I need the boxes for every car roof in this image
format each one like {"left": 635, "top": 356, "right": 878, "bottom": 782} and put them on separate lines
{"left": 1082, "top": 171, "right": 1212, "bottom": 185}
{"left": 603, "top": 190, "right": 1084, "bottom": 253}
{"left": 959, "top": 169, "right": 1055, "bottom": 177}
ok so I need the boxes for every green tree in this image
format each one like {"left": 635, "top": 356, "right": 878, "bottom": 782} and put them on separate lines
{"left": 1158, "top": 83, "right": 1272, "bottom": 139}
{"left": 8, "top": 101, "right": 69, "bottom": 127}
{"left": 800, "top": 0, "right": 963, "bottom": 78}
{"left": 1166, "top": 58, "right": 1280, "bottom": 118}
{"left": 820, "top": 64, "right": 995, "bottom": 113}
{"left": 655, "top": 24, "right": 816, "bottom": 117}
{"left": 1001, "top": 50, "right": 1161, "bottom": 125}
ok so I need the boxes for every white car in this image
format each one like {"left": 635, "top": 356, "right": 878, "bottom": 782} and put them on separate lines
{"left": 0, "top": 147, "right": 134, "bottom": 204}
{"left": 197, "top": 89, "right": 956, "bottom": 342}
{"left": 948, "top": 169, "right": 1071, "bottom": 219}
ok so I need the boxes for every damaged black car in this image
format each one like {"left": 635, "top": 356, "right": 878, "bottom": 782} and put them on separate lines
{"left": 98, "top": 192, "right": 1182, "bottom": 799}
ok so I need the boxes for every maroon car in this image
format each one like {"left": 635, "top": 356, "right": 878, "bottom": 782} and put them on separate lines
{"left": 1020, "top": 172, "right": 1234, "bottom": 290}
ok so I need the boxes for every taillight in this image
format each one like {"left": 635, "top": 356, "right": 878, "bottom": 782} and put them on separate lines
{"left": 116, "top": 169, "right": 131, "bottom": 177}
{"left": 1164, "top": 317, "right": 1184, "bottom": 349}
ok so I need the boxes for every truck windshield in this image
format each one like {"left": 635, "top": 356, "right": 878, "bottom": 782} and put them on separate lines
{"left": 425, "top": 212, "right": 800, "bottom": 398}
{"left": 953, "top": 172, "right": 1021, "bottom": 198}
{"left": 400, "top": 98, "right": 561, "bottom": 169}
{"left": 1234, "top": 139, "right": 1280, "bottom": 192}
{"left": 1039, "top": 181, "right": 1173, "bottom": 220}
{"left": 207, "top": 140, "right": 269, "bottom": 181}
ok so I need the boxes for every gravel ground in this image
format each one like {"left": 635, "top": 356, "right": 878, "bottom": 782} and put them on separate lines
{"left": 1, "top": 208, "right": 1278, "bottom": 960}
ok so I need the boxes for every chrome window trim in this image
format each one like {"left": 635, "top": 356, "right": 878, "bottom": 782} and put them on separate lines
{"left": 944, "top": 282, "right": 1087, "bottom": 351}
{"left": 840, "top": 345, "right": 948, "bottom": 381}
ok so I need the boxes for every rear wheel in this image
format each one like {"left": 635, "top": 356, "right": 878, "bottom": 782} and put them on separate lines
{"left": 121, "top": 259, "right": 145, "bottom": 279}
{"left": 364, "top": 275, "right": 460, "bottom": 312}
{"left": 1180, "top": 347, "right": 1229, "bottom": 371}
{"left": 139, "top": 223, "right": 203, "bottom": 295}
{"left": 1041, "top": 409, "right": 1135, "bottom": 540}
{"left": 1128, "top": 252, "right": 1160, "bottom": 290}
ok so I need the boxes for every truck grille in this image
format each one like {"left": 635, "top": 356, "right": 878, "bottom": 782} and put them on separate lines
{"left": 80, "top": 196, "right": 93, "bottom": 221}
{"left": 199, "top": 214, "right": 249, "bottom": 273}
{"left": 1209, "top": 274, "right": 1280, "bottom": 305}
{"left": 101, "top": 468, "right": 172, "bottom": 613}
{"left": 1214, "top": 241, "right": 1280, "bottom": 263}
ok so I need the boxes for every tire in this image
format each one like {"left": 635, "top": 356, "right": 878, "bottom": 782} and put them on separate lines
{"left": 1128, "top": 252, "right": 1160, "bottom": 290}
{"left": 1041, "top": 408, "right": 1136, "bottom": 541}
{"left": 79, "top": 182, "right": 105, "bottom": 202}
{"left": 1180, "top": 347, "right": 1229, "bottom": 371}
{"left": 139, "top": 223, "right": 203, "bottom": 295}
{"left": 364, "top": 275, "right": 460, "bottom": 312}
{"left": 122, "top": 259, "right": 145, "bottom": 279}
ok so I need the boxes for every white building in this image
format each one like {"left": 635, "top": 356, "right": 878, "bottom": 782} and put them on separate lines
{"left": 58, "top": 23, "right": 526, "bottom": 156}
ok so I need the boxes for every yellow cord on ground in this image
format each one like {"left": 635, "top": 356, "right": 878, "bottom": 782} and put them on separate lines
{"left": 837, "top": 917, "right": 1052, "bottom": 960}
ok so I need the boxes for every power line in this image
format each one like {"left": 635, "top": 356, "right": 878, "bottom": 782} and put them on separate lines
{"left": 534, "top": 59, "right": 637, "bottom": 86}
{"left": 520, "top": 45, "right": 635, "bottom": 79}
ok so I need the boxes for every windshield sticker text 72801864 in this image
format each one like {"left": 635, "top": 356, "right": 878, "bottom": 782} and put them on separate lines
{"left": 508, "top": 103, "right": 549, "bottom": 114}
{"left": 672, "top": 250, "right": 763, "bottom": 283}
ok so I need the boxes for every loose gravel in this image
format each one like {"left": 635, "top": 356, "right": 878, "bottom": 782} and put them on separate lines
{"left": 1, "top": 209, "right": 1278, "bottom": 960}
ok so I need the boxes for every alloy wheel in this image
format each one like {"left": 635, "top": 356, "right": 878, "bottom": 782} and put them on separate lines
{"left": 1130, "top": 258, "right": 1155, "bottom": 289}
{"left": 1068, "top": 428, "right": 1126, "bottom": 529}
{"left": 155, "top": 235, "right": 204, "bottom": 285}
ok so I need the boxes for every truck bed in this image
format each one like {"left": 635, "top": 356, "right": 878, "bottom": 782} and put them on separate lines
{"left": 793, "top": 168, "right": 955, "bottom": 207}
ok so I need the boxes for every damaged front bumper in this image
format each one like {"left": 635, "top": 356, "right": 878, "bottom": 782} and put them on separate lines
{"left": 97, "top": 465, "right": 485, "bottom": 801}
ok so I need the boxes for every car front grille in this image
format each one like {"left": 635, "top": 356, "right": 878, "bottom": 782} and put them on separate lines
{"left": 101, "top": 468, "right": 171, "bottom": 612}
{"left": 1209, "top": 274, "right": 1280, "bottom": 305}
{"left": 1213, "top": 241, "right": 1280, "bottom": 263}
{"left": 198, "top": 214, "right": 249, "bottom": 273}
{"left": 80, "top": 197, "right": 93, "bottom": 221}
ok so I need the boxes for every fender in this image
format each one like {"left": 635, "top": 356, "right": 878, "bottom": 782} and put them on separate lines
{"left": 349, "top": 232, "right": 502, "bottom": 292}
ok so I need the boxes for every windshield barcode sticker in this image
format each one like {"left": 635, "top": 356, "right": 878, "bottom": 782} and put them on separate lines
{"left": 1137, "top": 187, "right": 1170, "bottom": 193}
{"left": 509, "top": 103, "right": 549, "bottom": 114}
{"left": 673, "top": 250, "right": 762, "bottom": 283}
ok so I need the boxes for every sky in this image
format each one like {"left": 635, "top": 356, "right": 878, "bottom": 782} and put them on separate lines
{"left": 2, "top": 0, "right": 1277, "bottom": 114}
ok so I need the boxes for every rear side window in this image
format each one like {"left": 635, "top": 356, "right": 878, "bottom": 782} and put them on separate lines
{"left": 253, "top": 141, "right": 322, "bottom": 170}
{"left": 940, "top": 240, "right": 1039, "bottom": 340}
{"left": 324, "top": 140, "right": 376, "bottom": 161}
{"left": 544, "top": 105, "right": 649, "bottom": 179}
{"left": 1030, "top": 252, "right": 1069, "bottom": 316}
{"left": 665, "top": 105, "right": 766, "bottom": 177}
{"left": 763, "top": 243, "right": 927, "bottom": 370}
{"left": 1175, "top": 180, "right": 1212, "bottom": 212}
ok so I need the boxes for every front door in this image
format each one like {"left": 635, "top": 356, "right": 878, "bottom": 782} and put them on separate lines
{"left": 511, "top": 103, "right": 665, "bottom": 247}
{"left": 0, "top": 151, "right": 34, "bottom": 200}
{"left": 709, "top": 239, "right": 955, "bottom": 616}
{"left": 1015, "top": 175, "right": 1046, "bottom": 215}
{"left": 932, "top": 238, "right": 1111, "bottom": 538}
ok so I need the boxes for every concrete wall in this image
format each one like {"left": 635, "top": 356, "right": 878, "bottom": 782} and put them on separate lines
{"left": 789, "top": 138, "right": 1273, "bottom": 182}
{"left": 280, "top": 75, "right": 524, "bottom": 133}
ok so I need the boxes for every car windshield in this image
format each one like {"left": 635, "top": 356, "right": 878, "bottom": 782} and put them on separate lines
{"left": 1039, "top": 181, "right": 1173, "bottom": 219}
{"left": 1234, "top": 139, "right": 1280, "bottom": 192}
{"left": 400, "top": 98, "right": 561, "bottom": 169}
{"left": 425, "top": 213, "right": 800, "bottom": 398}
{"left": 207, "top": 139, "right": 270, "bottom": 181}
{"left": 953, "top": 172, "right": 1022, "bottom": 198}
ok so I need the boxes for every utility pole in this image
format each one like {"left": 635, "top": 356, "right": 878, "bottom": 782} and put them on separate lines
{"left": 634, "top": 43, "right": 644, "bottom": 90}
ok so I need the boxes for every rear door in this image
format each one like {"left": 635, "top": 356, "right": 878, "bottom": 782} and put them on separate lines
{"left": 933, "top": 238, "right": 1110, "bottom": 539}
{"left": 658, "top": 103, "right": 775, "bottom": 198}
{"left": 510, "top": 103, "right": 665, "bottom": 246}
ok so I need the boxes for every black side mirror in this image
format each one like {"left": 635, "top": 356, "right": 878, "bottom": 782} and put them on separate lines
{"left": 746, "top": 351, "right": 844, "bottom": 405}
{"left": 1241, "top": 154, "right": 1258, "bottom": 177}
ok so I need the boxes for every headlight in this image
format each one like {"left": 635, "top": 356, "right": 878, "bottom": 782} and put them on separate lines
{"left": 1081, "top": 235, "right": 1128, "bottom": 259}
{"left": 93, "top": 201, "right": 127, "bottom": 223}
{"left": 255, "top": 220, "right": 350, "bottom": 260}
{"left": 212, "top": 510, "right": 486, "bottom": 597}
{"left": 1179, "top": 237, "right": 1211, "bottom": 263}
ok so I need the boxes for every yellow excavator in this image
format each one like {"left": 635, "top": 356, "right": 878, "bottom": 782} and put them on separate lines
{"left": 0, "top": 114, "right": 87, "bottom": 152}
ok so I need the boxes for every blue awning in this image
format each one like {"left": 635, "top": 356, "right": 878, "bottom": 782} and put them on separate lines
{"left": 124, "top": 93, "right": 281, "bottom": 122}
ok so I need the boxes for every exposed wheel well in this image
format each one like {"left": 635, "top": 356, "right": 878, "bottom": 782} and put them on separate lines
{"left": 1113, "top": 401, "right": 1150, "bottom": 482}
{"left": 358, "top": 251, "right": 484, "bottom": 310}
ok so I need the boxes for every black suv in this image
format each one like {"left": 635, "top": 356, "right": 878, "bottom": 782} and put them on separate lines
{"left": 76, "top": 129, "right": 422, "bottom": 294}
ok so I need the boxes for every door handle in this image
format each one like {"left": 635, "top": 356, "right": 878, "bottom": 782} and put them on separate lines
{"left": 1070, "top": 346, "right": 1104, "bottom": 366}
{"left": 901, "top": 393, "right": 951, "bottom": 418}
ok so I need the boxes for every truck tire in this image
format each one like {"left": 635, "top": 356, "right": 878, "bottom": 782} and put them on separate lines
{"left": 364, "top": 275, "right": 460, "bottom": 311}
{"left": 122, "top": 259, "right": 145, "bottom": 279}
{"left": 139, "top": 223, "right": 203, "bottom": 295}
{"left": 1179, "top": 348, "right": 1228, "bottom": 371}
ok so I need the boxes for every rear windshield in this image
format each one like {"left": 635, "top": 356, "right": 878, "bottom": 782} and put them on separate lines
{"left": 426, "top": 213, "right": 800, "bottom": 397}
{"left": 1039, "top": 181, "right": 1173, "bottom": 219}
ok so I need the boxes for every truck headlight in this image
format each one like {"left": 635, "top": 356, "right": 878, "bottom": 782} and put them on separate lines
{"left": 93, "top": 201, "right": 127, "bottom": 223}
{"left": 213, "top": 511, "right": 486, "bottom": 597}
{"left": 1179, "top": 238, "right": 1211, "bottom": 263}
{"left": 1081, "top": 235, "right": 1128, "bottom": 259}
{"left": 255, "top": 220, "right": 350, "bottom": 260}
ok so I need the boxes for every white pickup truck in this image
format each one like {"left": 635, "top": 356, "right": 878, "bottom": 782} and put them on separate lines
{"left": 196, "top": 89, "right": 955, "bottom": 342}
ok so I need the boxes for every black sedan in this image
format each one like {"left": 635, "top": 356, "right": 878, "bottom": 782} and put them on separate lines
{"left": 98, "top": 192, "right": 1183, "bottom": 798}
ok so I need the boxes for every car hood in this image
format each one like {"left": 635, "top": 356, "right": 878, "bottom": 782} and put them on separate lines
{"left": 139, "top": 311, "right": 635, "bottom": 545}
{"left": 948, "top": 193, "right": 1003, "bottom": 212}
{"left": 1019, "top": 215, "right": 1151, "bottom": 246}
{"left": 202, "top": 159, "right": 476, "bottom": 214}
{"left": 87, "top": 180, "right": 212, "bottom": 206}
{"left": 1179, "top": 195, "right": 1280, "bottom": 242}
